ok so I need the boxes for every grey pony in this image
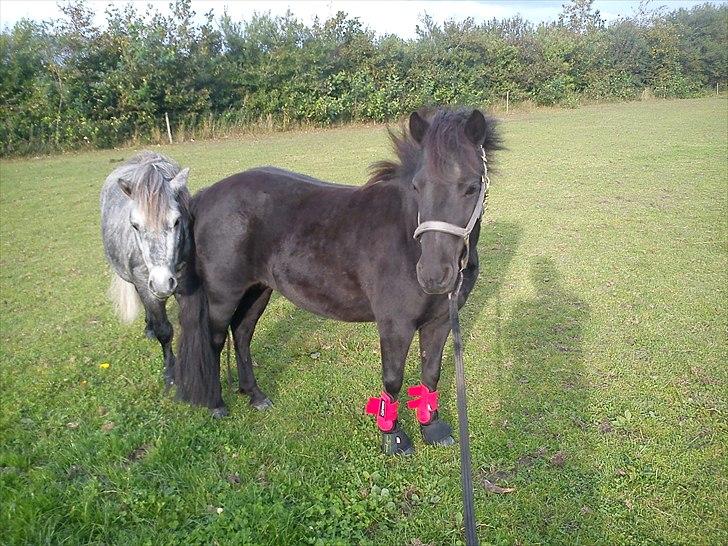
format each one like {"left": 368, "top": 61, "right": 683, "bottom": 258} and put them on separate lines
{"left": 100, "top": 151, "right": 191, "bottom": 385}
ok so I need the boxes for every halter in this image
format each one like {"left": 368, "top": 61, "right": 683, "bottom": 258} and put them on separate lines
{"left": 413, "top": 147, "right": 490, "bottom": 271}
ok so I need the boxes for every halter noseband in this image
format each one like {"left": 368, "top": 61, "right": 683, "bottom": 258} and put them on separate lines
{"left": 413, "top": 147, "right": 490, "bottom": 271}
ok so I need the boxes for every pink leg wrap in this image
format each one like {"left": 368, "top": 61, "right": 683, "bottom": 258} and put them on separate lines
{"left": 365, "top": 392, "right": 398, "bottom": 432}
{"left": 407, "top": 384, "right": 439, "bottom": 424}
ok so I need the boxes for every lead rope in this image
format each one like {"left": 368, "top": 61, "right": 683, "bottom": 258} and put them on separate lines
{"left": 449, "top": 274, "right": 478, "bottom": 546}
{"left": 450, "top": 147, "right": 489, "bottom": 546}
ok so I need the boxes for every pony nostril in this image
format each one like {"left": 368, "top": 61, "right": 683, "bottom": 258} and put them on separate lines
{"left": 440, "top": 266, "right": 453, "bottom": 285}
{"left": 168, "top": 277, "right": 177, "bottom": 291}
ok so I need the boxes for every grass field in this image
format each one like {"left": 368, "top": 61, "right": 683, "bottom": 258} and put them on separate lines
{"left": 1, "top": 98, "right": 726, "bottom": 545}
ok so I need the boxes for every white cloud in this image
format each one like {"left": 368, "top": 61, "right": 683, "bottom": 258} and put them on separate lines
{"left": 0, "top": 0, "right": 545, "bottom": 35}
{"left": 0, "top": 0, "right": 718, "bottom": 35}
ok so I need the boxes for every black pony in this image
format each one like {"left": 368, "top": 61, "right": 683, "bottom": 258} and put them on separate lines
{"left": 176, "top": 108, "right": 502, "bottom": 454}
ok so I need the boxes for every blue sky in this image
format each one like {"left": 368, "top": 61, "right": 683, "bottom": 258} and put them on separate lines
{"left": 0, "top": 1, "right": 722, "bottom": 36}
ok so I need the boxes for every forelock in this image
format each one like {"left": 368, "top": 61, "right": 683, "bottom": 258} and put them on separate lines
{"left": 115, "top": 152, "right": 182, "bottom": 229}
{"left": 422, "top": 110, "right": 482, "bottom": 178}
{"left": 367, "top": 107, "right": 501, "bottom": 185}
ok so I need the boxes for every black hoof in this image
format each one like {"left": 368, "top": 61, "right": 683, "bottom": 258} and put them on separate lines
{"left": 251, "top": 397, "right": 273, "bottom": 411}
{"left": 421, "top": 417, "right": 455, "bottom": 446}
{"left": 432, "top": 435, "right": 455, "bottom": 446}
{"left": 163, "top": 368, "right": 175, "bottom": 388}
{"left": 210, "top": 406, "right": 228, "bottom": 419}
{"left": 382, "top": 423, "right": 414, "bottom": 456}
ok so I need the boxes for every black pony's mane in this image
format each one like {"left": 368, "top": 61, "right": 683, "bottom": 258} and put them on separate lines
{"left": 367, "top": 107, "right": 503, "bottom": 186}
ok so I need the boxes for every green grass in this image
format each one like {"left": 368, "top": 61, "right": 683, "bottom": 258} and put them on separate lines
{"left": 1, "top": 98, "right": 726, "bottom": 545}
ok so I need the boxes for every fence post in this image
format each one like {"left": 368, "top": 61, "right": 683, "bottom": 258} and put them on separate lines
{"left": 165, "top": 112, "right": 173, "bottom": 144}
{"left": 506, "top": 90, "right": 510, "bottom": 114}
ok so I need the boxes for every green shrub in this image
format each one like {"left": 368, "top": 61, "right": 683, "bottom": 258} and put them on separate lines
{"left": 1, "top": 0, "right": 725, "bottom": 156}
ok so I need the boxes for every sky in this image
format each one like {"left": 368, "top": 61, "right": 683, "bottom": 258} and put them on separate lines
{"left": 0, "top": 0, "right": 721, "bottom": 37}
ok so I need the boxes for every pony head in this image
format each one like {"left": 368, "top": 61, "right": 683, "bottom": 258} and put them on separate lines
{"left": 409, "top": 108, "right": 501, "bottom": 294}
{"left": 117, "top": 155, "right": 190, "bottom": 299}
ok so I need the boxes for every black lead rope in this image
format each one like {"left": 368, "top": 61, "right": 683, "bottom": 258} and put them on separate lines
{"left": 449, "top": 273, "right": 478, "bottom": 546}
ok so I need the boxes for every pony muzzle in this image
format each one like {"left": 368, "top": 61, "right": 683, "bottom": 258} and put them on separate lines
{"left": 148, "top": 267, "right": 177, "bottom": 299}
{"left": 415, "top": 234, "right": 461, "bottom": 294}
{"left": 416, "top": 261, "right": 456, "bottom": 294}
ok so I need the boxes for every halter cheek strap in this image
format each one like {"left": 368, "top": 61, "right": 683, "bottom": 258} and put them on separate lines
{"left": 413, "top": 147, "right": 490, "bottom": 271}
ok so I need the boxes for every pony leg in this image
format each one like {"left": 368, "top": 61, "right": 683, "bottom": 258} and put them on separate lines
{"left": 230, "top": 286, "right": 273, "bottom": 410}
{"left": 371, "top": 320, "right": 416, "bottom": 455}
{"left": 137, "top": 288, "right": 175, "bottom": 387}
{"left": 413, "top": 316, "right": 455, "bottom": 446}
{"left": 418, "top": 316, "right": 451, "bottom": 390}
{"left": 143, "top": 309, "right": 155, "bottom": 340}
{"left": 205, "top": 288, "right": 247, "bottom": 416}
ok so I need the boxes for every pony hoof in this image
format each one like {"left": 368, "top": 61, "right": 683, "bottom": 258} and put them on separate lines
{"left": 382, "top": 425, "right": 414, "bottom": 456}
{"left": 421, "top": 418, "right": 455, "bottom": 446}
{"left": 210, "top": 407, "right": 228, "bottom": 419}
{"left": 251, "top": 397, "right": 273, "bottom": 411}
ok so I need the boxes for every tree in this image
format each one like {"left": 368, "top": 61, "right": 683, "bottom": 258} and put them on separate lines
{"left": 559, "top": 0, "right": 605, "bottom": 34}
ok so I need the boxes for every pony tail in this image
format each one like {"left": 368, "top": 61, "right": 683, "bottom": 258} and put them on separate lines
{"left": 109, "top": 273, "right": 141, "bottom": 324}
{"left": 175, "top": 246, "right": 225, "bottom": 409}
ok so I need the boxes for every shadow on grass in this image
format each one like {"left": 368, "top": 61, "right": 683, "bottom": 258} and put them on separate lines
{"left": 244, "top": 298, "right": 323, "bottom": 401}
{"left": 437, "top": 221, "right": 522, "bottom": 404}
{"left": 463, "top": 221, "right": 523, "bottom": 335}
{"left": 494, "top": 257, "right": 598, "bottom": 540}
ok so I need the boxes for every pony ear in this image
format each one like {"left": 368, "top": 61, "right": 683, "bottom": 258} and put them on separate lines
{"left": 409, "top": 111, "right": 429, "bottom": 144}
{"left": 464, "top": 109, "right": 487, "bottom": 145}
{"left": 170, "top": 167, "right": 190, "bottom": 193}
{"left": 117, "top": 178, "right": 133, "bottom": 197}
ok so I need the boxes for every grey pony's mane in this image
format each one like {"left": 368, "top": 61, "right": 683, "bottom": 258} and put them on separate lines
{"left": 108, "top": 151, "right": 182, "bottom": 228}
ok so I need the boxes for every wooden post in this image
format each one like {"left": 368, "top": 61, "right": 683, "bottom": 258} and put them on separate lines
{"left": 717, "top": 82, "right": 720, "bottom": 96}
{"left": 165, "top": 112, "right": 173, "bottom": 144}
{"left": 506, "top": 91, "right": 510, "bottom": 115}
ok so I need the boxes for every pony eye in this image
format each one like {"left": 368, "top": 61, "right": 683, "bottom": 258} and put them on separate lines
{"left": 173, "top": 217, "right": 180, "bottom": 228}
{"left": 465, "top": 184, "right": 479, "bottom": 196}
{"left": 130, "top": 221, "right": 140, "bottom": 231}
